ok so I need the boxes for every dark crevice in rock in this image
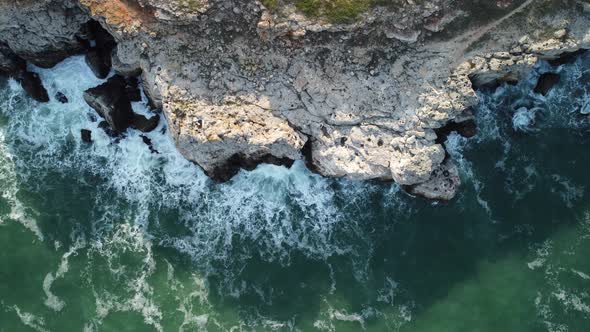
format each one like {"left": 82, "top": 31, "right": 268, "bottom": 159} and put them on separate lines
{"left": 84, "top": 75, "right": 134, "bottom": 134}
{"left": 468, "top": 72, "right": 519, "bottom": 92}
{"left": 534, "top": 72, "right": 560, "bottom": 96}
{"left": 434, "top": 117, "right": 477, "bottom": 145}
{"left": 547, "top": 48, "right": 588, "bottom": 66}
{"left": 207, "top": 154, "right": 296, "bottom": 182}
{"left": 301, "top": 135, "right": 320, "bottom": 175}
{"left": 0, "top": 42, "right": 26, "bottom": 77}
{"left": 80, "top": 20, "right": 117, "bottom": 79}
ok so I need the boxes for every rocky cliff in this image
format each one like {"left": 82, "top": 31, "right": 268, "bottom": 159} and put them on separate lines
{"left": 1, "top": 0, "right": 589, "bottom": 200}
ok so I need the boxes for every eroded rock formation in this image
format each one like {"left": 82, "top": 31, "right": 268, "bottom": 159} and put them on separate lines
{"left": 1, "top": 0, "right": 589, "bottom": 200}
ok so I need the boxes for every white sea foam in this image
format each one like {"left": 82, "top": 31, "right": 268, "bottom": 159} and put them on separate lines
{"left": 43, "top": 237, "right": 86, "bottom": 311}
{"left": 0, "top": 56, "right": 377, "bottom": 277}
{"left": 512, "top": 107, "right": 539, "bottom": 132}
{"left": 13, "top": 306, "right": 50, "bottom": 332}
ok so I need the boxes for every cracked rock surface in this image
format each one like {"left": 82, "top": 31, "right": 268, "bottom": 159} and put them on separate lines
{"left": 1, "top": 0, "right": 589, "bottom": 200}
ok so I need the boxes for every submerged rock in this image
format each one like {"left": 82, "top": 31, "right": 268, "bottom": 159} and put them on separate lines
{"left": 534, "top": 73, "right": 560, "bottom": 96}
{"left": 140, "top": 135, "right": 159, "bottom": 154}
{"left": 132, "top": 113, "right": 159, "bottom": 132}
{"left": 581, "top": 99, "right": 590, "bottom": 115}
{"left": 19, "top": 71, "right": 49, "bottom": 102}
{"left": 84, "top": 75, "right": 133, "bottom": 134}
{"left": 55, "top": 91, "right": 69, "bottom": 103}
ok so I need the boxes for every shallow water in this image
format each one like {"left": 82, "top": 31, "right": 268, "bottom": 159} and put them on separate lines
{"left": 0, "top": 54, "right": 589, "bottom": 332}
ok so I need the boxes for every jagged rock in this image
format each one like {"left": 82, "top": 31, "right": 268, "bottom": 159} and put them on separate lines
{"left": 435, "top": 119, "right": 477, "bottom": 143}
{"left": 140, "top": 135, "right": 158, "bottom": 154}
{"left": 407, "top": 159, "right": 461, "bottom": 201}
{"left": 3, "top": 0, "right": 590, "bottom": 199}
{"left": 98, "top": 120, "right": 116, "bottom": 137}
{"left": 534, "top": 73, "right": 561, "bottom": 96}
{"left": 209, "top": 154, "right": 295, "bottom": 182}
{"left": 85, "top": 49, "right": 111, "bottom": 79}
{"left": 19, "top": 71, "right": 49, "bottom": 102}
{"left": 124, "top": 76, "right": 142, "bottom": 102}
{"left": 0, "top": 43, "right": 26, "bottom": 76}
{"left": 548, "top": 49, "right": 587, "bottom": 66}
{"left": 81, "top": 129, "right": 92, "bottom": 143}
{"left": 0, "top": 0, "right": 89, "bottom": 67}
{"left": 55, "top": 92, "right": 69, "bottom": 103}
{"left": 131, "top": 113, "right": 159, "bottom": 132}
{"left": 84, "top": 75, "right": 133, "bottom": 134}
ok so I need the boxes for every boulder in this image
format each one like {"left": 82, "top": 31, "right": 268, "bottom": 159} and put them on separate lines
{"left": 534, "top": 73, "right": 560, "bottom": 96}
{"left": 131, "top": 113, "right": 159, "bottom": 132}
{"left": 84, "top": 75, "right": 134, "bottom": 134}
{"left": 55, "top": 91, "right": 68, "bottom": 103}
{"left": 19, "top": 71, "right": 49, "bottom": 102}
{"left": 407, "top": 159, "right": 461, "bottom": 201}
{"left": 85, "top": 49, "right": 111, "bottom": 79}
{"left": 81, "top": 129, "right": 92, "bottom": 143}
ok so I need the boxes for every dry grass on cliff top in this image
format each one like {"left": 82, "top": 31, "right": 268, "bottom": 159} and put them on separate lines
{"left": 262, "top": 0, "right": 410, "bottom": 24}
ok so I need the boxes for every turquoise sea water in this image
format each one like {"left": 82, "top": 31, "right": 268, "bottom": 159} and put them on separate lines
{"left": 0, "top": 53, "right": 589, "bottom": 331}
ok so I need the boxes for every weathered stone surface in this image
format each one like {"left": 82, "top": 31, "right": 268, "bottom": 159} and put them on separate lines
{"left": 3, "top": 0, "right": 590, "bottom": 199}
{"left": 0, "top": 0, "right": 89, "bottom": 67}
{"left": 84, "top": 75, "right": 134, "bottom": 134}
{"left": 166, "top": 100, "right": 306, "bottom": 179}
{"left": 407, "top": 159, "right": 461, "bottom": 201}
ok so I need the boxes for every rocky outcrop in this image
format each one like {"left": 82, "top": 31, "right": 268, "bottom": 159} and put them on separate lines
{"left": 81, "top": 129, "right": 92, "bottom": 143}
{"left": 83, "top": 75, "right": 134, "bottom": 134}
{"left": 0, "top": 0, "right": 89, "bottom": 67}
{"left": 2, "top": 0, "right": 590, "bottom": 200}
{"left": 0, "top": 42, "right": 26, "bottom": 76}
{"left": 19, "top": 71, "right": 50, "bottom": 102}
